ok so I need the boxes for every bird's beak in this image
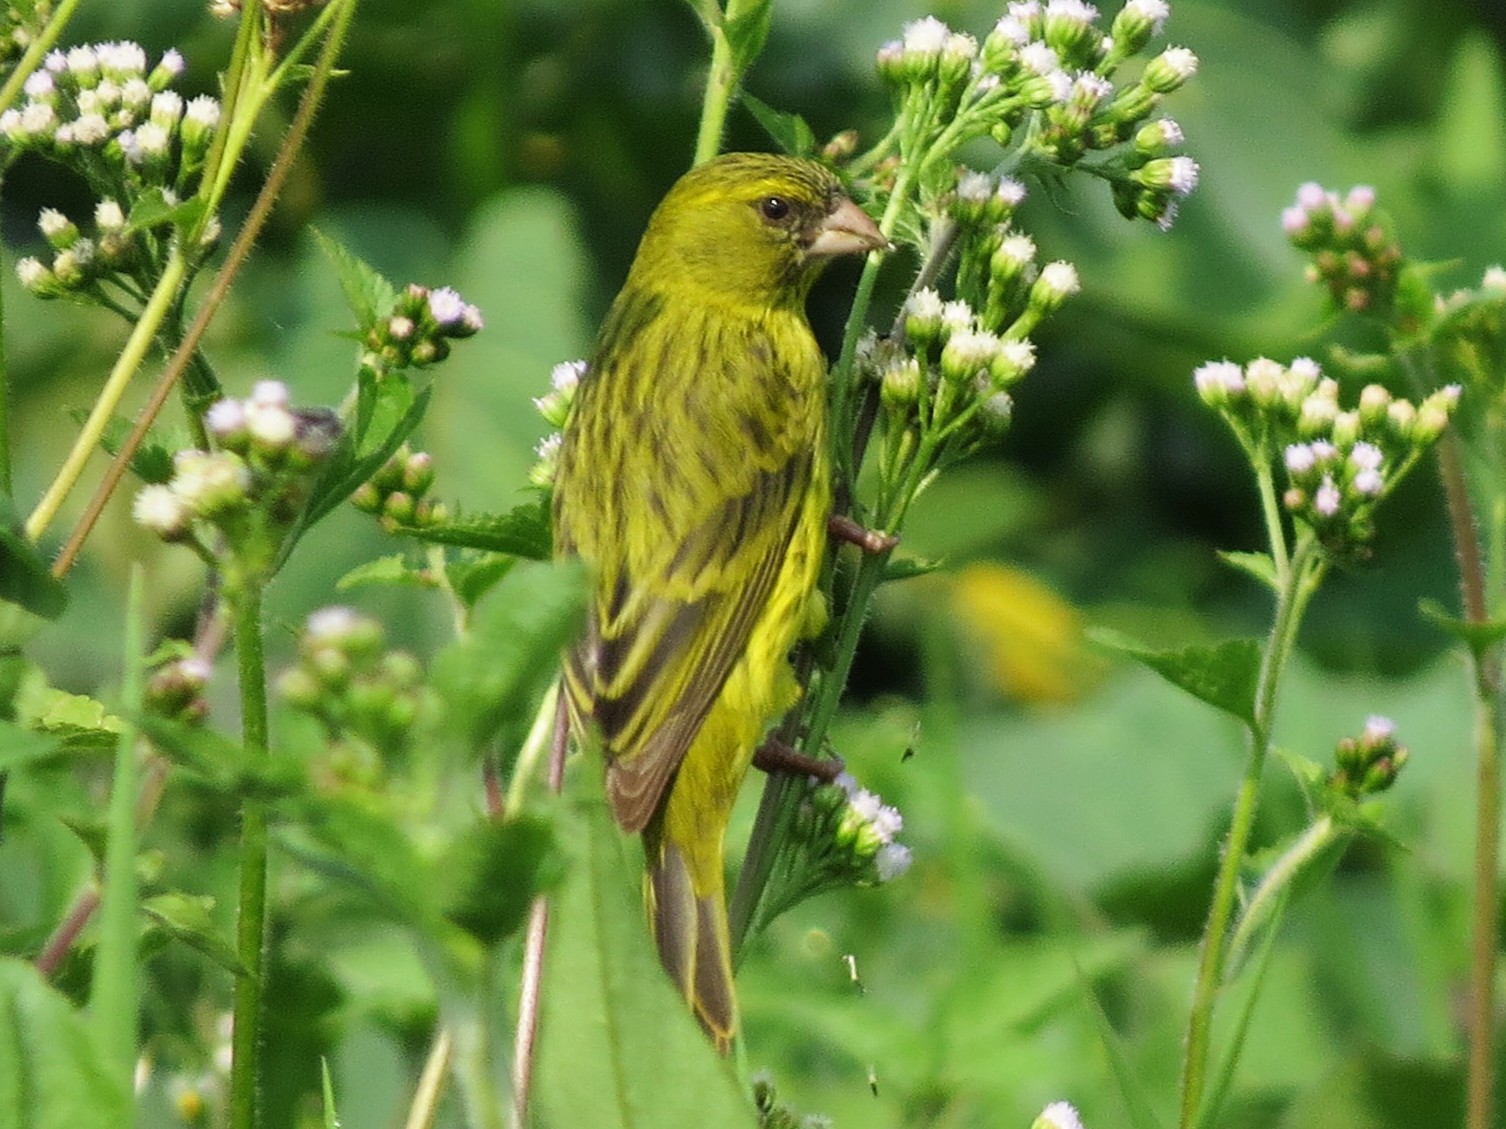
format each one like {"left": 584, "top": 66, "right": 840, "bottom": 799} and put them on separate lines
{"left": 807, "top": 197, "right": 889, "bottom": 258}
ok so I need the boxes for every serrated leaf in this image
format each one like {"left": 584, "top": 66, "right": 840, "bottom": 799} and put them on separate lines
{"left": 392, "top": 499, "right": 551, "bottom": 560}
{"left": 18, "top": 687, "right": 121, "bottom": 751}
{"left": 312, "top": 227, "right": 398, "bottom": 330}
{"left": 435, "top": 814, "right": 564, "bottom": 946}
{"left": 125, "top": 188, "right": 207, "bottom": 235}
{"left": 431, "top": 559, "right": 585, "bottom": 754}
{"left": 447, "top": 554, "right": 516, "bottom": 608}
{"left": 66, "top": 412, "right": 176, "bottom": 485}
{"left": 1090, "top": 629, "right": 1261, "bottom": 726}
{"left": 534, "top": 768, "right": 756, "bottom": 1129}
{"left": 0, "top": 496, "right": 66, "bottom": 621}
{"left": 142, "top": 893, "right": 247, "bottom": 975}
{"left": 1418, "top": 597, "right": 1506, "bottom": 658}
{"left": 0, "top": 957, "right": 131, "bottom": 1128}
{"left": 336, "top": 554, "right": 428, "bottom": 591}
{"left": 741, "top": 91, "right": 816, "bottom": 156}
{"left": 1218, "top": 549, "right": 1279, "bottom": 591}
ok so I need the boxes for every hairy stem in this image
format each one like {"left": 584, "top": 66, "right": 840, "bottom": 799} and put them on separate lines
{"left": 1178, "top": 536, "right": 1325, "bottom": 1128}
{"left": 229, "top": 585, "right": 271, "bottom": 1129}
{"left": 49, "top": 0, "right": 359, "bottom": 576}
{"left": 1438, "top": 428, "right": 1502, "bottom": 1129}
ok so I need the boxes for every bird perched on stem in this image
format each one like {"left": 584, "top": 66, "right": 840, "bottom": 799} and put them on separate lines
{"left": 553, "top": 152, "right": 885, "bottom": 1050}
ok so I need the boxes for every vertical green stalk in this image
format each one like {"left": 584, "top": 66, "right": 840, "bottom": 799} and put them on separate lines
{"left": 1178, "top": 535, "right": 1325, "bottom": 1128}
{"left": 693, "top": 20, "right": 737, "bottom": 166}
{"left": 1436, "top": 428, "right": 1502, "bottom": 1129}
{"left": 90, "top": 565, "right": 146, "bottom": 1101}
{"left": 0, "top": 218, "right": 10, "bottom": 497}
{"left": 229, "top": 584, "right": 270, "bottom": 1129}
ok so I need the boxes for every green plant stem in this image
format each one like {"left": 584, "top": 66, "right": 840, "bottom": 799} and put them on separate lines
{"left": 0, "top": 0, "right": 86, "bottom": 116}
{"left": 1436, "top": 427, "right": 1502, "bottom": 1129}
{"left": 1178, "top": 533, "right": 1325, "bottom": 1129}
{"left": 0, "top": 219, "right": 10, "bottom": 498}
{"left": 48, "top": 0, "right": 359, "bottom": 576}
{"left": 90, "top": 565, "right": 146, "bottom": 1096}
{"left": 229, "top": 584, "right": 271, "bottom": 1129}
{"left": 693, "top": 22, "right": 737, "bottom": 165}
{"left": 26, "top": 250, "right": 190, "bottom": 541}
{"left": 1224, "top": 814, "right": 1340, "bottom": 977}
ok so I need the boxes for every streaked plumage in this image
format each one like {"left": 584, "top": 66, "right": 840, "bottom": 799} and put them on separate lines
{"left": 552, "top": 152, "right": 884, "bottom": 1048}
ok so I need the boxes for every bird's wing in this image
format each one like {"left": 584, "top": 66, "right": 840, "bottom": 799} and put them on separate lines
{"left": 555, "top": 292, "right": 821, "bottom": 832}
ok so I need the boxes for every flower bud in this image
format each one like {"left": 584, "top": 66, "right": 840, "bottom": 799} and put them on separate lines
{"left": 1110, "top": 0, "right": 1169, "bottom": 57}
{"left": 881, "top": 357, "right": 923, "bottom": 410}
{"left": 38, "top": 207, "right": 79, "bottom": 249}
{"left": 133, "top": 483, "right": 192, "bottom": 540}
{"left": 903, "top": 287, "right": 945, "bottom": 347}
{"left": 1142, "top": 45, "right": 1198, "bottom": 93}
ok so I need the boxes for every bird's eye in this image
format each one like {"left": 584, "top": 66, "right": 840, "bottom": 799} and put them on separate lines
{"left": 759, "top": 196, "right": 791, "bottom": 222}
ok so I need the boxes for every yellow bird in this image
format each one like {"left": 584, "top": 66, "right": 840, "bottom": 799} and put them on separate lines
{"left": 552, "top": 152, "right": 884, "bottom": 1049}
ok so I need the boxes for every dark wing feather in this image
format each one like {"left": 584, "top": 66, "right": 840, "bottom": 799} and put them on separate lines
{"left": 553, "top": 288, "right": 821, "bottom": 832}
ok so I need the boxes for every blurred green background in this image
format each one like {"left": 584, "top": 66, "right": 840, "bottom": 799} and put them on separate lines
{"left": 5, "top": 0, "right": 1506, "bottom": 1125}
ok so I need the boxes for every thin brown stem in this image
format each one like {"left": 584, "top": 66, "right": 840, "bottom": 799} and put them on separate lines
{"left": 511, "top": 693, "right": 570, "bottom": 1127}
{"left": 51, "top": 4, "right": 353, "bottom": 577}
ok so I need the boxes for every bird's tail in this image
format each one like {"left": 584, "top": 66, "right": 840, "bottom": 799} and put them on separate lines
{"left": 646, "top": 834, "right": 737, "bottom": 1053}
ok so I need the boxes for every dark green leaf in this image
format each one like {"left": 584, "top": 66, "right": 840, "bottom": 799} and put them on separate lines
{"left": 534, "top": 768, "right": 756, "bottom": 1129}
{"left": 64, "top": 412, "right": 176, "bottom": 485}
{"left": 142, "top": 892, "right": 247, "bottom": 976}
{"left": 136, "top": 715, "right": 246, "bottom": 783}
{"left": 1418, "top": 597, "right": 1506, "bottom": 658}
{"left": 312, "top": 227, "right": 399, "bottom": 330}
{"left": 320, "top": 1059, "right": 339, "bottom": 1129}
{"left": 1217, "top": 549, "right": 1279, "bottom": 591}
{"left": 1090, "top": 629, "right": 1261, "bottom": 726}
{"left": 0, "top": 496, "right": 66, "bottom": 621}
{"left": 431, "top": 559, "right": 585, "bottom": 753}
{"left": 741, "top": 91, "right": 816, "bottom": 156}
{"left": 392, "top": 498, "right": 552, "bottom": 560}
{"left": 0, "top": 957, "right": 131, "bottom": 1128}
{"left": 435, "top": 814, "right": 563, "bottom": 946}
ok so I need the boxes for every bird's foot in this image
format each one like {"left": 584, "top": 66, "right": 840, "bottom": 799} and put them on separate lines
{"left": 827, "top": 513, "right": 898, "bottom": 555}
{"left": 754, "top": 738, "right": 844, "bottom": 782}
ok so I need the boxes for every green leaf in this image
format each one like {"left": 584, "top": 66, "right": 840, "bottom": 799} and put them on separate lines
{"left": 1077, "top": 970, "right": 1164, "bottom": 1129}
{"left": 0, "top": 721, "right": 62, "bottom": 771}
{"left": 1217, "top": 549, "right": 1278, "bottom": 591}
{"left": 392, "top": 498, "right": 552, "bottom": 560}
{"left": 312, "top": 227, "right": 399, "bottom": 331}
{"left": 18, "top": 687, "right": 121, "bottom": 752}
{"left": 336, "top": 554, "right": 429, "bottom": 592}
{"left": 881, "top": 554, "right": 943, "bottom": 584}
{"left": 534, "top": 768, "right": 757, "bottom": 1129}
{"left": 447, "top": 553, "right": 517, "bottom": 608}
{"left": 1417, "top": 597, "right": 1506, "bottom": 658}
{"left": 431, "top": 559, "right": 585, "bottom": 754}
{"left": 0, "top": 957, "right": 131, "bottom": 1128}
{"left": 142, "top": 892, "right": 248, "bottom": 976}
{"left": 320, "top": 1059, "right": 339, "bottom": 1129}
{"left": 0, "top": 496, "right": 66, "bottom": 621}
{"left": 741, "top": 92, "right": 816, "bottom": 156}
{"left": 125, "top": 187, "right": 208, "bottom": 235}
{"left": 1090, "top": 629, "right": 1261, "bottom": 726}
{"left": 435, "top": 814, "right": 564, "bottom": 946}
{"left": 724, "top": 0, "right": 774, "bottom": 72}
{"left": 136, "top": 715, "right": 246, "bottom": 785}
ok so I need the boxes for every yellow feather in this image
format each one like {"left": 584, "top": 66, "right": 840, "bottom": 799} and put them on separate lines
{"left": 552, "top": 152, "right": 884, "bottom": 1048}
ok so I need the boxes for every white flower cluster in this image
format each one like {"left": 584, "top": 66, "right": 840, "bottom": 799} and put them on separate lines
{"left": 133, "top": 381, "right": 341, "bottom": 548}
{"left": 6, "top": 42, "right": 222, "bottom": 298}
{"left": 876, "top": 1, "right": 1198, "bottom": 229}
{"left": 1193, "top": 355, "right": 1461, "bottom": 547}
{"left": 365, "top": 283, "right": 484, "bottom": 372}
{"left": 832, "top": 772, "right": 913, "bottom": 882}
{"left": 529, "top": 359, "right": 585, "bottom": 487}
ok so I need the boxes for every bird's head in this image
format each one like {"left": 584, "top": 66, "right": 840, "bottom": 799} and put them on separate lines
{"left": 628, "top": 152, "right": 888, "bottom": 308}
